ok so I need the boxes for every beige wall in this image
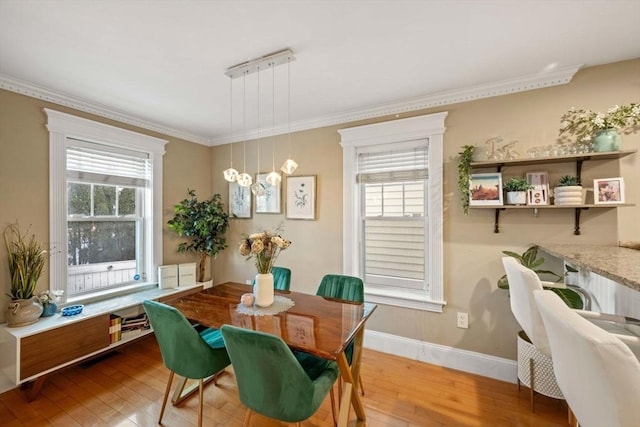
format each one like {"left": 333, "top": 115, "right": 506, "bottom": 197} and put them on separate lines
{"left": 1, "top": 59, "right": 638, "bottom": 360}
{"left": 212, "top": 59, "right": 639, "bottom": 359}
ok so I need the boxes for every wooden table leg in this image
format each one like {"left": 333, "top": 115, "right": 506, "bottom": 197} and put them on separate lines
{"left": 336, "top": 328, "right": 368, "bottom": 427}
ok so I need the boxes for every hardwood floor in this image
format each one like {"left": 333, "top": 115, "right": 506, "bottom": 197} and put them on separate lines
{"left": 0, "top": 335, "right": 567, "bottom": 426}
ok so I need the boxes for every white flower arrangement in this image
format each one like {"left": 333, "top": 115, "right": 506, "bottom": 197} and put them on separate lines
{"left": 559, "top": 103, "right": 640, "bottom": 143}
{"left": 239, "top": 228, "right": 291, "bottom": 274}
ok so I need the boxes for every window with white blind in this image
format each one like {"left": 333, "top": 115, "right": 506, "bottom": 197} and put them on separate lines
{"left": 339, "top": 113, "right": 447, "bottom": 312}
{"left": 359, "top": 147, "right": 427, "bottom": 292}
{"left": 46, "top": 109, "right": 167, "bottom": 303}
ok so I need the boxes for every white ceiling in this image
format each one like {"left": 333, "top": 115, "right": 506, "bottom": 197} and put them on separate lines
{"left": 1, "top": 1, "right": 639, "bottom": 146}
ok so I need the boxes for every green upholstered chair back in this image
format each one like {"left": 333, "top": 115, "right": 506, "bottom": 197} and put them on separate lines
{"left": 143, "top": 300, "right": 230, "bottom": 379}
{"left": 220, "top": 324, "right": 338, "bottom": 423}
{"left": 272, "top": 266, "right": 291, "bottom": 291}
{"left": 316, "top": 274, "right": 364, "bottom": 303}
{"left": 251, "top": 266, "right": 291, "bottom": 291}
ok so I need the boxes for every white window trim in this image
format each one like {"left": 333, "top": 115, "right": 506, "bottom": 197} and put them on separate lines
{"left": 45, "top": 109, "right": 167, "bottom": 301}
{"left": 339, "top": 112, "right": 447, "bottom": 312}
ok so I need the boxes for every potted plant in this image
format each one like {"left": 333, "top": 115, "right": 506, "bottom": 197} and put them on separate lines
{"left": 3, "top": 223, "right": 46, "bottom": 327}
{"left": 497, "top": 245, "right": 583, "bottom": 309}
{"left": 503, "top": 177, "right": 532, "bottom": 205}
{"left": 553, "top": 175, "right": 582, "bottom": 206}
{"left": 558, "top": 102, "right": 640, "bottom": 151}
{"left": 167, "top": 189, "right": 230, "bottom": 283}
{"left": 457, "top": 145, "right": 475, "bottom": 215}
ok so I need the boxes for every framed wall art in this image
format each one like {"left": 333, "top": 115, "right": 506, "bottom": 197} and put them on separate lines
{"left": 255, "top": 172, "right": 282, "bottom": 214}
{"left": 229, "top": 182, "right": 252, "bottom": 218}
{"left": 594, "top": 177, "right": 625, "bottom": 204}
{"left": 526, "top": 171, "right": 549, "bottom": 205}
{"left": 286, "top": 175, "right": 316, "bottom": 220}
{"left": 469, "top": 172, "right": 503, "bottom": 206}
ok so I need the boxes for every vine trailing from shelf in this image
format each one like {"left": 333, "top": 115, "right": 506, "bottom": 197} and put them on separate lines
{"left": 457, "top": 145, "right": 476, "bottom": 215}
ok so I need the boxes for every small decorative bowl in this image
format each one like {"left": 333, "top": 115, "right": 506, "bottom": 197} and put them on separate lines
{"left": 61, "top": 304, "right": 84, "bottom": 316}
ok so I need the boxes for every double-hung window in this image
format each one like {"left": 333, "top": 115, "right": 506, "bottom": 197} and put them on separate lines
{"left": 339, "top": 113, "right": 447, "bottom": 312}
{"left": 46, "top": 109, "right": 167, "bottom": 302}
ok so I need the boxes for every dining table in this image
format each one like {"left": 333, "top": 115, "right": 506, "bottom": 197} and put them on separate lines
{"left": 164, "top": 282, "right": 377, "bottom": 427}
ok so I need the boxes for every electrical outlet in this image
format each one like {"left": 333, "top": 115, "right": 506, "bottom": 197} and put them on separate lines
{"left": 245, "top": 279, "right": 252, "bottom": 285}
{"left": 457, "top": 312, "right": 469, "bottom": 329}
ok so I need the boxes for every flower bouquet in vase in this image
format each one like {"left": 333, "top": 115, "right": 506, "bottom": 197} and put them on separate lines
{"left": 239, "top": 228, "right": 291, "bottom": 307}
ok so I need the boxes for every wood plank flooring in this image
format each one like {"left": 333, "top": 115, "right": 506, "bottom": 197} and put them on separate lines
{"left": 0, "top": 335, "right": 567, "bottom": 426}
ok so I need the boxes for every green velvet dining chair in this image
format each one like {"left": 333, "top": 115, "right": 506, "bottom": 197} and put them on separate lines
{"left": 251, "top": 266, "right": 292, "bottom": 291}
{"left": 316, "top": 274, "right": 366, "bottom": 396}
{"left": 143, "top": 300, "right": 231, "bottom": 427}
{"left": 220, "top": 324, "right": 339, "bottom": 426}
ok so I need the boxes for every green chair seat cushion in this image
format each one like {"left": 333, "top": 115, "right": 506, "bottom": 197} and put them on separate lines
{"left": 199, "top": 327, "right": 225, "bottom": 349}
{"left": 221, "top": 325, "right": 338, "bottom": 423}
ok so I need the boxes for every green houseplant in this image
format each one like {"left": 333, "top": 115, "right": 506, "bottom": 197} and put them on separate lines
{"left": 553, "top": 175, "right": 582, "bottom": 206}
{"left": 503, "top": 177, "right": 532, "bottom": 205}
{"left": 498, "top": 245, "right": 582, "bottom": 309}
{"left": 4, "top": 223, "right": 47, "bottom": 326}
{"left": 167, "top": 189, "right": 230, "bottom": 283}
{"left": 457, "top": 145, "right": 475, "bottom": 215}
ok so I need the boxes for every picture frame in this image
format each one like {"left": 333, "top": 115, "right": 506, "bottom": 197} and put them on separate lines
{"left": 286, "top": 175, "right": 316, "bottom": 220}
{"left": 255, "top": 172, "right": 282, "bottom": 214}
{"left": 228, "top": 182, "right": 252, "bottom": 218}
{"left": 526, "top": 171, "right": 549, "bottom": 205}
{"left": 469, "top": 173, "right": 503, "bottom": 206}
{"left": 594, "top": 177, "right": 625, "bottom": 204}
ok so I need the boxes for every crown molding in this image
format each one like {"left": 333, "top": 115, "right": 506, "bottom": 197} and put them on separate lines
{"left": 0, "top": 73, "right": 210, "bottom": 145}
{"left": 1, "top": 65, "right": 581, "bottom": 148}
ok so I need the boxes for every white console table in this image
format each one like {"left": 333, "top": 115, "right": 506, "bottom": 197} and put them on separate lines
{"left": 0, "top": 284, "right": 202, "bottom": 398}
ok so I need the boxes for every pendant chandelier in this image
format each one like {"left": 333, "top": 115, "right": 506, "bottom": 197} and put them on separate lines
{"left": 236, "top": 71, "right": 252, "bottom": 187}
{"left": 223, "top": 77, "right": 238, "bottom": 182}
{"left": 224, "top": 49, "right": 297, "bottom": 184}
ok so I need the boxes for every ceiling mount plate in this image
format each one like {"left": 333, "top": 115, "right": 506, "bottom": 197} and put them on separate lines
{"left": 225, "top": 49, "right": 295, "bottom": 79}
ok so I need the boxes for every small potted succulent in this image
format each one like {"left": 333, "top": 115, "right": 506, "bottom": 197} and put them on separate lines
{"left": 553, "top": 175, "right": 583, "bottom": 205}
{"left": 503, "top": 177, "right": 532, "bottom": 205}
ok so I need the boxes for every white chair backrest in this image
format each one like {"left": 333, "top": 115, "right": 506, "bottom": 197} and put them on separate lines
{"left": 502, "top": 257, "right": 551, "bottom": 356}
{"left": 534, "top": 290, "right": 640, "bottom": 427}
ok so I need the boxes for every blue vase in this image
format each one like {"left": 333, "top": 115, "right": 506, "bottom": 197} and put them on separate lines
{"left": 41, "top": 303, "right": 57, "bottom": 317}
{"left": 592, "top": 129, "right": 621, "bottom": 152}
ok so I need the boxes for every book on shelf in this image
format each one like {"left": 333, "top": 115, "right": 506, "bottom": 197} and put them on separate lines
{"left": 120, "top": 312, "right": 150, "bottom": 333}
{"left": 109, "top": 314, "right": 122, "bottom": 344}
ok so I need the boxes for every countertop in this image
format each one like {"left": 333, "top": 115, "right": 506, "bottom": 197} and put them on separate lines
{"left": 536, "top": 243, "right": 640, "bottom": 292}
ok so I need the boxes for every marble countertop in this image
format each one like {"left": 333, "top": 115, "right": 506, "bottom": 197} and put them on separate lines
{"left": 536, "top": 243, "right": 640, "bottom": 291}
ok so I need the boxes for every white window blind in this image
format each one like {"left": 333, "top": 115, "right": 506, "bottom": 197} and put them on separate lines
{"left": 358, "top": 145, "right": 428, "bottom": 291}
{"left": 67, "top": 140, "right": 151, "bottom": 188}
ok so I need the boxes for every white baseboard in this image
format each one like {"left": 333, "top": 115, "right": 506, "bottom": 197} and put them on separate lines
{"left": 363, "top": 330, "right": 517, "bottom": 384}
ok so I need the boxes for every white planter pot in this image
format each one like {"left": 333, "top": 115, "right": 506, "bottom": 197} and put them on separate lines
{"left": 553, "top": 186, "right": 583, "bottom": 205}
{"left": 506, "top": 191, "right": 527, "bottom": 205}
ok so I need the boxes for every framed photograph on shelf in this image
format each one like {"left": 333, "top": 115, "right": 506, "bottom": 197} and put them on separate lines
{"left": 526, "top": 171, "right": 549, "bottom": 205}
{"left": 594, "top": 177, "right": 625, "bottom": 204}
{"left": 469, "top": 172, "right": 503, "bottom": 206}
{"left": 229, "top": 182, "right": 252, "bottom": 218}
{"left": 255, "top": 173, "right": 282, "bottom": 214}
{"left": 286, "top": 175, "right": 316, "bottom": 220}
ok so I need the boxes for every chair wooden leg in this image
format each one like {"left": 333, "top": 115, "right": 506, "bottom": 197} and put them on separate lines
{"left": 359, "top": 373, "right": 365, "bottom": 396}
{"left": 198, "top": 379, "right": 204, "bottom": 427}
{"left": 243, "top": 408, "right": 252, "bottom": 427}
{"left": 159, "top": 371, "right": 175, "bottom": 424}
{"left": 329, "top": 386, "right": 337, "bottom": 427}
{"left": 568, "top": 406, "right": 578, "bottom": 427}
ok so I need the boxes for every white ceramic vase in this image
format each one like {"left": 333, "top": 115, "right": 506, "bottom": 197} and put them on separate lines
{"left": 253, "top": 273, "right": 274, "bottom": 307}
{"left": 506, "top": 191, "right": 527, "bottom": 205}
{"left": 553, "top": 186, "right": 583, "bottom": 206}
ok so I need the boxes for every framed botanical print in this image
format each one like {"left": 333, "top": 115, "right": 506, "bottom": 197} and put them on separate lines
{"left": 286, "top": 175, "right": 316, "bottom": 220}
{"left": 255, "top": 173, "right": 282, "bottom": 214}
{"left": 229, "top": 182, "right": 252, "bottom": 218}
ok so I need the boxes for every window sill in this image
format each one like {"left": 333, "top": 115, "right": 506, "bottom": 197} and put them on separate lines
{"left": 365, "top": 287, "right": 446, "bottom": 313}
{"left": 66, "top": 282, "right": 159, "bottom": 306}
